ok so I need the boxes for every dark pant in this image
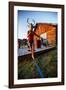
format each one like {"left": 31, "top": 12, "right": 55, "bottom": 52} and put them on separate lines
{"left": 29, "top": 40, "right": 34, "bottom": 48}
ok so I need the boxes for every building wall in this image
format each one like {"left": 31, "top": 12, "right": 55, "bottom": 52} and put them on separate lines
{"left": 47, "top": 29, "right": 56, "bottom": 45}
{"left": 34, "top": 23, "right": 57, "bottom": 46}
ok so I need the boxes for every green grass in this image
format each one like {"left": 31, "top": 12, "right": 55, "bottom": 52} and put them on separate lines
{"left": 18, "top": 48, "right": 57, "bottom": 79}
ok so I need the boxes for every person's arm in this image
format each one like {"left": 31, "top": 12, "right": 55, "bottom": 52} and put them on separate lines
{"left": 33, "top": 32, "right": 40, "bottom": 38}
{"left": 27, "top": 31, "right": 30, "bottom": 37}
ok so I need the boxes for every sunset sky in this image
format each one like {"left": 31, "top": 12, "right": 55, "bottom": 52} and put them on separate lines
{"left": 17, "top": 10, "right": 58, "bottom": 39}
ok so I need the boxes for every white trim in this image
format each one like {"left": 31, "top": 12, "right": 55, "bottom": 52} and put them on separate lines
{"left": 14, "top": 6, "right": 62, "bottom": 85}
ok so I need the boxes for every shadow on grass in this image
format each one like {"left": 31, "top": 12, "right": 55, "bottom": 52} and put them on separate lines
{"left": 18, "top": 48, "right": 57, "bottom": 79}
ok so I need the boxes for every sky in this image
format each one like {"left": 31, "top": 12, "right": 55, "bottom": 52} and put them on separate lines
{"left": 17, "top": 10, "right": 58, "bottom": 39}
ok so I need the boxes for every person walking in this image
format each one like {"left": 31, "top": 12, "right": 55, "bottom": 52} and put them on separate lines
{"left": 27, "top": 24, "right": 35, "bottom": 60}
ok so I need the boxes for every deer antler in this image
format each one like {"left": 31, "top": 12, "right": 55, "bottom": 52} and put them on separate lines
{"left": 32, "top": 19, "right": 35, "bottom": 26}
{"left": 27, "top": 18, "right": 30, "bottom": 25}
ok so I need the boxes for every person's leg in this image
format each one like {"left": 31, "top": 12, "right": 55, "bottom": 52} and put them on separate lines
{"left": 29, "top": 41, "right": 35, "bottom": 59}
{"left": 27, "top": 41, "right": 31, "bottom": 51}
{"left": 31, "top": 44, "right": 35, "bottom": 60}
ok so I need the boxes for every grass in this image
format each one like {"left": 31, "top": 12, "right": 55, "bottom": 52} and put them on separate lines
{"left": 18, "top": 48, "right": 57, "bottom": 79}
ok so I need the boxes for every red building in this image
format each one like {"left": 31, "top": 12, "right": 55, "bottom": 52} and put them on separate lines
{"left": 34, "top": 23, "right": 57, "bottom": 48}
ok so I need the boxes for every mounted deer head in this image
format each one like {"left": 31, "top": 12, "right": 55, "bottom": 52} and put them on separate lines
{"left": 27, "top": 18, "right": 36, "bottom": 30}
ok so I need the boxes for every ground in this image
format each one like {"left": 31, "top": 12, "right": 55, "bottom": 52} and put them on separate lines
{"left": 18, "top": 48, "right": 57, "bottom": 79}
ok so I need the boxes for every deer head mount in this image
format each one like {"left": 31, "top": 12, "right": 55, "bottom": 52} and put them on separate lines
{"left": 27, "top": 18, "right": 36, "bottom": 30}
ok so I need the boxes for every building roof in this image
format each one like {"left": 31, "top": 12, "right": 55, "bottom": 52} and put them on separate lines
{"left": 34, "top": 23, "right": 57, "bottom": 32}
